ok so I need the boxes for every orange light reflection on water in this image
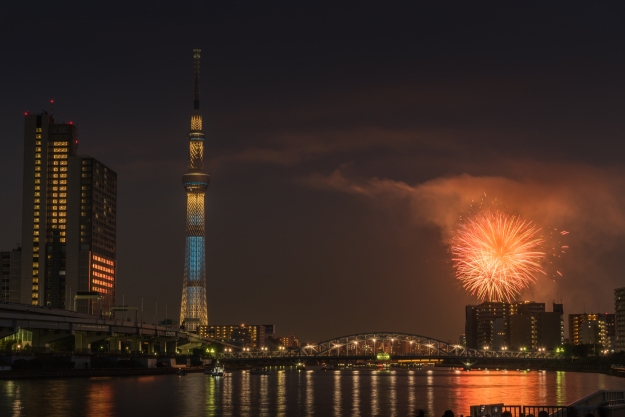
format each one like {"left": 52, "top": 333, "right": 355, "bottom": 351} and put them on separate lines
{"left": 448, "top": 370, "right": 564, "bottom": 413}
{"left": 86, "top": 379, "right": 114, "bottom": 417}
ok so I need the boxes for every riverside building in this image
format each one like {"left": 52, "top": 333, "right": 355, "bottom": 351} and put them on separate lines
{"left": 0, "top": 248, "right": 21, "bottom": 303}
{"left": 569, "top": 313, "right": 615, "bottom": 349}
{"left": 198, "top": 324, "right": 275, "bottom": 349}
{"left": 615, "top": 287, "right": 625, "bottom": 352}
{"left": 10, "top": 110, "right": 117, "bottom": 314}
{"left": 465, "top": 300, "right": 564, "bottom": 350}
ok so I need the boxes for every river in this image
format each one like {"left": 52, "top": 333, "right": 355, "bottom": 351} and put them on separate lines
{"left": 1, "top": 368, "right": 624, "bottom": 417}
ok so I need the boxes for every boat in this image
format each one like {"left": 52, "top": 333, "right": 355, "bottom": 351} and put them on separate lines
{"left": 212, "top": 363, "right": 225, "bottom": 377}
{"left": 176, "top": 370, "right": 187, "bottom": 376}
{"left": 249, "top": 368, "right": 270, "bottom": 375}
{"left": 611, "top": 364, "right": 625, "bottom": 372}
{"left": 203, "top": 368, "right": 213, "bottom": 375}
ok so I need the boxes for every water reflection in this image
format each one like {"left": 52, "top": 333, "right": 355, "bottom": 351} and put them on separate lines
{"left": 1, "top": 369, "right": 625, "bottom": 417}
{"left": 352, "top": 371, "right": 360, "bottom": 417}
{"left": 333, "top": 371, "right": 342, "bottom": 417}
{"left": 306, "top": 369, "right": 314, "bottom": 417}
{"left": 259, "top": 374, "right": 269, "bottom": 417}
{"left": 223, "top": 375, "right": 233, "bottom": 417}
{"left": 277, "top": 371, "right": 286, "bottom": 417}
{"left": 556, "top": 371, "right": 564, "bottom": 404}
{"left": 87, "top": 381, "right": 112, "bottom": 416}
{"left": 240, "top": 370, "right": 251, "bottom": 417}
{"left": 5, "top": 381, "right": 21, "bottom": 417}
{"left": 408, "top": 372, "right": 416, "bottom": 416}
{"left": 538, "top": 370, "right": 547, "bottom": 404}
{"left": 390, "top": 371, "right": 397, "bottom": 417}
{"left": 371, "top": 372, "right": 379, "bottom": 416}
{"left": 206, "top": 374, "right": 216, "bottom": 416}
{"left": 427, "top": 371, "right": 434, "bottom": 415}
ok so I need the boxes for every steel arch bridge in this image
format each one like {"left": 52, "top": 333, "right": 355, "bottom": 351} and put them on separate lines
{"left": 218, "top": 332, "right": 559, "bottom": 360}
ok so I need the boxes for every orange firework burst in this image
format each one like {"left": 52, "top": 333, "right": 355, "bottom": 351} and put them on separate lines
{"left": 451, "top": 209, "right": 545, "bottom": 302}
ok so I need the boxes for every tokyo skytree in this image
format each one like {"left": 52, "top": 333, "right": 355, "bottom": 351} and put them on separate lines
{"left": 180, "top": 49, "right": 209, "bottom": 331}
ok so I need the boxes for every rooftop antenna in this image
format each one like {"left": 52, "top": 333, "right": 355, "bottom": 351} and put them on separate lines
{"left": 50, "top": 99, "right": 55, "bottom": 123}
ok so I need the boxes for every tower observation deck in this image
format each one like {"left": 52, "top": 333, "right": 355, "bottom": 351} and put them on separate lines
{"left": 180, "top": 49, "right": 210, "bottom": 331}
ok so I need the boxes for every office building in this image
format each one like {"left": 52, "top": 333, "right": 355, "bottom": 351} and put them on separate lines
{"left": 17, "top": 111, "right": 116, "bottom": 313}
{"left": 1, "top": 248, "right": 21, "bottom": 303}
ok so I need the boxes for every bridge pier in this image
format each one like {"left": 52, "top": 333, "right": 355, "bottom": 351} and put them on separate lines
{"left": 161, "top": 338, "right": 177, "bottom": 354}
{"left": 74, "top": 332, "right": 108, "bottom": 354}
{"left": 31, "top": 330, "right": 72, "bottom": 352}
{"left": 128, "top": 337, "right": 143, "bottom": 354}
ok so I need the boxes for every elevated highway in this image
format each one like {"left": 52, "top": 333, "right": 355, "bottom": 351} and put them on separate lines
{"left": 0, "top": 302, "right": 232, "bottom": 354}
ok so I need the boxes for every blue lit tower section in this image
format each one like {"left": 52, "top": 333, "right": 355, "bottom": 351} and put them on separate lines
{"left": 180, "top": 49, "right": 210, "bottom": 331}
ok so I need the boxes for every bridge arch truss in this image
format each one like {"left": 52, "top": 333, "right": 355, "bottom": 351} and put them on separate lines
{"left": 219, "top": 332, "right": 558, "bottom": 360}
{"left": 300, "top": 332, "right": 556, "bottom": 359}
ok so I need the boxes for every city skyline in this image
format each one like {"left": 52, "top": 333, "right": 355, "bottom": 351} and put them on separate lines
{"left": 2, "top": 3, "right": 625, "bottom": 343}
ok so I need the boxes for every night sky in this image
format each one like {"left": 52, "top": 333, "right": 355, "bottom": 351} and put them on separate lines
{"left": 2, "top": 3, "right": 625, "bottom": 343}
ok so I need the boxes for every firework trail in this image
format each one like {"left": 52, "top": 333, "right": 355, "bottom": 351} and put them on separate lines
{"left": 451, "top": 209, "right": 545, "bottom": 302}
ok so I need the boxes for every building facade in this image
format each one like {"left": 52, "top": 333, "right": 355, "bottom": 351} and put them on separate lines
{"left": 466, "top": 301, "right": 563, "bottom": 351}
{"left": 465, "top": 305, "right": 478, "bottom": 348}
{"left": 475, "top": 302, "right": 510, "bottom": 350}
{"left": 198, "top": 324, "right": 274, "bottom": 348}
{"left": 180, "top": 49, "right": 210, "bottom": 331}
{"left": 615, "top": 288, "right": 625, "bottom": 352}
{"left": 15, "top": 111, "right": 116, "bottom": 314}
{"left": 1, "top": 248, "right": 21, "bottom": 303}
{"left": 569, "top": 313, "right": 614, "bottom": 349}
{"left": 66, "top": 157, "right": 117, "bottom": 314}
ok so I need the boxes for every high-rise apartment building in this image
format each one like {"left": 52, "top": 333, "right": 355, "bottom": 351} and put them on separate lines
{"left": 67, "top": 157, "right": 117, "bottom": 313}
{"left": 16, "top": 111, "right": 116, "bottom": 313}
{"left": 615, "top": 288, "right": 625, "bottom": 352}
{"left": 569, "top": 313, "right": 614, "bottom": 348}
{"left": 466, "top": 301, "right": 564, "bottom": 350}
{"left": 465, "top": 305, "right": 478, "bottom": 348}
{"left": 508, "top": 303, "right": 563, "bottom": 350}
{"left": 475, "top": 302, "right": 510, "bottom": 349}
{"left": 1, "top": 248, "right": 21, "bottom": 303}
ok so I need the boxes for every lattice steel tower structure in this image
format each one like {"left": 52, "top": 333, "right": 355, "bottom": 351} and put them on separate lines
{"left": 180, "top": 49, "right": 210, "bottom": 331}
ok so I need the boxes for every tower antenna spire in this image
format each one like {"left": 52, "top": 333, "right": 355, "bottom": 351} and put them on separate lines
{"left": 193, "top": 49, "right": 201, "bottom": 111}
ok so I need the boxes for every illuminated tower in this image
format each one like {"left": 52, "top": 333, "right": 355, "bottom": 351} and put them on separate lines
{"left": 180, "top": 49, "right": 210, "bottom": 331}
